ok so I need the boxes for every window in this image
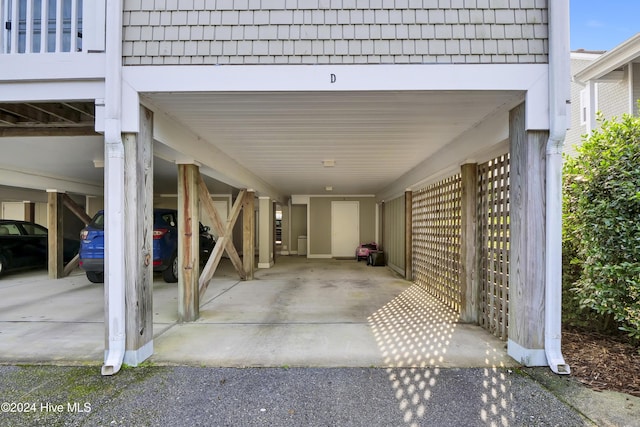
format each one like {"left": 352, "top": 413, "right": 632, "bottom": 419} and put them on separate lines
{"left": 275, "top": 210, "right": 282, "bottom": 245}
{"left": 580, "top": 89, "right": 588, "bottom": 126}
{"left": 22, "top": 223, "right": 47, "bottom": 236}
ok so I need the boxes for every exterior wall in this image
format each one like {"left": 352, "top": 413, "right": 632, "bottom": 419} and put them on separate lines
{"left": 122, "top": 1, "right": 549, "bottom": 65}
{"left": 308, "top": 196, "right": 375, "bottom": 256}
{"left": 598, "top": 76, "right": 630, "bottom": 122}
{"left": 634, "top": 63, "right": 640, "bottom": 115}
{"left": 290, "top": 204, "right": 307, "bottom": 253}
{"left": 565, "top": 55, "right": 596, "bottom": 156}
{"left": 382, "top": 195, "right": 405, "bottom": 274}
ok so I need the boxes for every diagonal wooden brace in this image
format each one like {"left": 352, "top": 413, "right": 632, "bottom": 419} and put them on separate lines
{"left": 197, "top": 174, "right": 246, "bottom": 298}
{"left": 61, "top": 193, "right": 94, "bottom": 276}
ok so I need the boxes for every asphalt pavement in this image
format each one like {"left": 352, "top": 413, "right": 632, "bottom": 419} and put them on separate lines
{"left": 0, "top": 365, "right": 596, "bottom": 427}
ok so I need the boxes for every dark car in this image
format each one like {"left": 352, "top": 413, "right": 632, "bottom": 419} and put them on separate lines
{"left": 79, "top": 209, "right": 216, "bottom": 283}
{"left": 0, "top": 220, "right": 80, "bottom": 278}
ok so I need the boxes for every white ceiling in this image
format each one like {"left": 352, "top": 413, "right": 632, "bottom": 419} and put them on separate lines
{"left": 145, "top": 90, "right": 521, "bottom": 196}
{"left": 1, "top": 89, "right": 521, "bottom": 201}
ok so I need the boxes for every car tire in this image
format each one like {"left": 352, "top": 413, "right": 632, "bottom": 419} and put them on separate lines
{"left": 86, "top": 271, "right": 104, "bottom": 283}
{"left": 163, "top": 254, "right": 179, "bottom": 283}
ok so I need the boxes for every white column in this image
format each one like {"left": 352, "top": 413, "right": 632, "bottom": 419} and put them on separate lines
{"left": 258, "top": 196, "right": 274, "bottom": 268}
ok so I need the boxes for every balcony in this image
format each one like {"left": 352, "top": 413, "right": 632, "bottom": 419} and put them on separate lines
{"left": 0, "top": 0, "right": 106, "bottom": 96}
{"left": 1, "top": 0, "right": 104, "bottom": 54}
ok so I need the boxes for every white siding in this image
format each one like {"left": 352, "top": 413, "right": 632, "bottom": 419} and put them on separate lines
{"left": 565, "top": 56, "right": 598, "bottom": 157}
{"left": 633, "top": 63, "right": 640, "bottom": 116}
{"left": 383, "top": 195, "right": 404, "bottom": 274}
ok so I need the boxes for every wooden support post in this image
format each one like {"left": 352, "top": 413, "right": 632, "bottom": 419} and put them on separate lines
{"left": 178, "top": 163, "right": 200, "bottom": 322}
{"left": 508, "top": 102, "right": 548, "bottom": 366}
{"left": 460, "top": 163, "right": 479, "bottom": 323}
{"left": 23, "top": 202, "right": 35, "bottom": 222}
{"left": 243, "top": 190, "right": 255, "bottom": 280}
{"left": 122, "top": 105, "right": 154, "bottom": 364}
{"left": 47, "top": 190, "right": 64, "bottom": 279}
{"left": 404, "top": 191, "right": 413, "bottom": 281}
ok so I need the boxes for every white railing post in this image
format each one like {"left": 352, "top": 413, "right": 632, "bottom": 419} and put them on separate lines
{"left": 70, "top": 0, "right": 77, "bottom": 52}
{"left": 10, "top": 0, "right": 18, "bottom": 53}
{"left": 40, "top": 0, "right": 48, "bottom": 52}
{"left": 0, "top": 1, "right": 5, "bottom": 54}
{"left": 54, "top": 0, "right": 61, "bottom": 52}
{"left": 25, "top": 0, "right": 32, "bottom": 53}
{"left": 2, "top": 0, "right": 89, "bottom": 54}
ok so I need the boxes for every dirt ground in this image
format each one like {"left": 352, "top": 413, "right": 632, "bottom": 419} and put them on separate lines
{"left": 562, "top": 326, "right": 640, "bottom": 397}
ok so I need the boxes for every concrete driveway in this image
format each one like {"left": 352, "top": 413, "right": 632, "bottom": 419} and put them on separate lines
{"left": 0, "top": 257, "right": 514, "bottom": 369}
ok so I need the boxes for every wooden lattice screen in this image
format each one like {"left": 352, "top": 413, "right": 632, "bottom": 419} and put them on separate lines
{"left": 412, "top": 174, "right": 462, "bottom": 313}
{"left": 477, "top": 153, "right": 510, "bottom": 340}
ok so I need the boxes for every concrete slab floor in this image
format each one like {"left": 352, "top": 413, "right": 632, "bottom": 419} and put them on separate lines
{"left": 0, "top": 257, "right": 515, "bottom": 370}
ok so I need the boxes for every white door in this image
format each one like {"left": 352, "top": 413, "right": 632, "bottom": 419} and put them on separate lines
{"left": 1, "top": 202, "right": 24, "bottom": 220}
{"left": 331, "top": 201, "right": 359, "bottom": 258}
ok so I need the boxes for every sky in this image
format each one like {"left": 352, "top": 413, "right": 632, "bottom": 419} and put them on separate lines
{"left": 570, "top": 0, "right": 640, "bottom": 51}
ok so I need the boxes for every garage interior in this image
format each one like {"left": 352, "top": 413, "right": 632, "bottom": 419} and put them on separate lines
{"left": 0, "top": 89, "right": 524, "bottom": 368}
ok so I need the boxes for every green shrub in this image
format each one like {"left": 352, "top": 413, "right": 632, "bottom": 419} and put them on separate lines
{"left": 563, "top": 111, "right": 640, "bottom": 342}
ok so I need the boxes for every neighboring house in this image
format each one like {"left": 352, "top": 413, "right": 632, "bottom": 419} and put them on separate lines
{"left": 0, "top": 1, "right": 571, "bottom": 374}
{"left": 567, "top": 34, "right": 640, "bottom": 156}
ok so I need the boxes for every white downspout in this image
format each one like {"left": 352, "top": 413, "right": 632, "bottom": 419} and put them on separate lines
{"left": 545, "top": 0, "right": 570, "bottom": 375}
{"left": 101, "top": 0, "right": 126, "bottom": 376}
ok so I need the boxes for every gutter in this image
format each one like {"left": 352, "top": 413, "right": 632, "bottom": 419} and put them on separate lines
{"left": 545, "top": 0, "right": 570, "bottom": 375}
{"left": 102, "top": 0, "right": 126, "bottom": 376}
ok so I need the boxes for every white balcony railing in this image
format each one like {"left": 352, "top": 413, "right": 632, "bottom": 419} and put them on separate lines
{"left": 1, "top": 0, "right": 104, "bottom": 54}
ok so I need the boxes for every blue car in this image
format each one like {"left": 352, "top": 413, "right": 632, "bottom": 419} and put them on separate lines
{"left": 79, "top": 209, "right": 216, "bottom": 283}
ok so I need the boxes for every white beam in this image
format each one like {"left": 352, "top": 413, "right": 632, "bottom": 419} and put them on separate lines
{"left": 0, "top": 54, "right": 106, "bottom": 81}
{"left": 150, "top": 108, "right": 284, "bottom": 202}
{"left": 124, "top": 63, "right": 548, "bottom": 93}
{"left": 0, "top": 166, "right": 103, "bottom": 196}
{"left": 0, "top": 81, "right": 105, "bottom": 103}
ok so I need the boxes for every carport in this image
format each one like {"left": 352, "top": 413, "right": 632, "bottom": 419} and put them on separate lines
{"left": 1, "top": 77, "right": 552, "bottom": 374}
{"left": 0, "top": 257, "right": 513, "bottom": 370}
{"left": 0, "top": 2, "right": 570, "bottom": 376}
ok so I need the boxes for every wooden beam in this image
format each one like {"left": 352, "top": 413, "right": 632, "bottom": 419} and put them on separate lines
{"left": 508, "top": 102, "right": 547, "bottom": 364}
{"left": 47, "top": 191, "right": 64, "bottom": 279}
{"left": 243, "top": 191, "right": 255, "bottom": 280}
{"left": 23, "top": 202, "right": 35, "bottom": 223}
{"left": 178, "top": 163, "right": 200, "bottom": 322}
{"left": 0, "top": 127, "right": 98, "bottom": 137}
{"left": 0, "top": 112, "right": 18, "bottom": 125}
{"left": 197, "top": 174, "right": 246, "bottom": 274}
{"left": 198, "top": 181, "right": 247, "bottom": 298}
{"left": 123, "top": 105, "right": 154, "bottom": 363}
{"left": 62, "top": 193, "right": 93, "bottom": 225}
{"left": 460, "top": 163, "right": 479, "bottom": 323}
{"left": 25, "top": 102, "right": 81, "bottom": 123}
{"left": 63, "top": 254, "right": 80, "bottom": 277}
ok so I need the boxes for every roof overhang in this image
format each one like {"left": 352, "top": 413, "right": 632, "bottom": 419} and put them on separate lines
{"left": 574, "top": 33, "right": 640, "bottom": 84}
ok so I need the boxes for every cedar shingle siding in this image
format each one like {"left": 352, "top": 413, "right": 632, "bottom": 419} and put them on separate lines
{"left": 122, "top": 0, "right": 549, "bottom": 65}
